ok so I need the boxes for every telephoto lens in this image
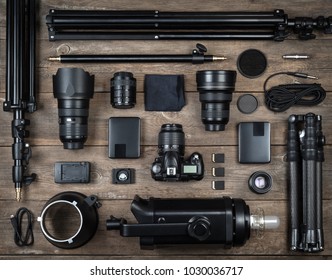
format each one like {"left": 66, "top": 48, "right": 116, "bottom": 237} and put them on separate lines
{"left": 158, "top": 123, "right": 185, "bottom": 156}
{"left": 110, "top": 72, "right": 136, "bottom": 109}
{"left": 53, "top": 68, "right": 94, "bottom": 149}
{"left": 196, "top": 70, "right": 237, "bottom": 131}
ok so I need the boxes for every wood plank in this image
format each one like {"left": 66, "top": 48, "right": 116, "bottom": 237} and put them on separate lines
{"left": 0, "top": 0, "right": 331, "bottom": 260}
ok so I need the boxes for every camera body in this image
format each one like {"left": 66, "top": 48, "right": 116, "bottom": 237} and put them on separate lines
{"left": 151, "top": 124, "right": 204, "bottom": 181}
{"left": 152, "top": 151, "right": 204, "bottom": 181}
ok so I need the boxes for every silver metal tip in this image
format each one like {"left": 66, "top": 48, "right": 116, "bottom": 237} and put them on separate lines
{"left": 15, "top": 188, "right": 21, "bottom": 202}
{"left": 213, "top": 56, "right": 227, "bottom": 61}
{"left": 48, "top": 56, "right": 60, "bottom": 61}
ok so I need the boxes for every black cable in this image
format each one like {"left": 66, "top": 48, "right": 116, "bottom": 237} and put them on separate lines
{"left": 10, "top": 207, "right": 34, "bottom": 247}
{"left": 264, "top": 72, "right": 326, "bottom": 112}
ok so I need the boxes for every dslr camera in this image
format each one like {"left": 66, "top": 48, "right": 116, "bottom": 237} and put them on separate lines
{"left": 151, "top": 124, "right": 204, "bottom": 181}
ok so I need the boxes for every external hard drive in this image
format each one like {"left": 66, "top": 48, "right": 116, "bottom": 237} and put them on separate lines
{"left": 108, "top": 117, "right": 141, "bottom": 158}
{"left": 238, "top": 122, "right": 270, "bottom": 163}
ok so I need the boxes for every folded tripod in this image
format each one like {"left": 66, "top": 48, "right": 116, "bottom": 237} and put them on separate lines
{"left": 287, "top": 113, "right": 325, "bottom": 252}
{"left": 4, "top": 0, "right": 37, "bottom": 201}
{"left": 46, "top": 9, "right": 332, "bottom": 41}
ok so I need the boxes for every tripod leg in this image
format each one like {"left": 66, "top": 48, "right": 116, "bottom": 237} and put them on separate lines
{"left": 302, "top": 159, "right": 318, "bottom": 251}
{"left": 287, "top": 115, "right": 301, "bottom": 250}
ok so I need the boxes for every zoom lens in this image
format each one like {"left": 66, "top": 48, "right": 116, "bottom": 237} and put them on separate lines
{"left": 196, "top": 70, "right": 237, "bottom": 131}
{"left": 53, "top": 68, "right": 94, "bottom": 149}
{"left": 110, "top": 72, "right": 136, "bottom": 109}
{"left": 158, "top": 124, "right": 185, "bottom": 156}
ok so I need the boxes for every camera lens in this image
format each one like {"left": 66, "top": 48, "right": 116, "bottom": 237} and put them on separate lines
{"left": 110, "top": 72, "right": 136, "bottom": 109}
{"left": 196, "top": 70, "right": 237, "bottom": 131}
{"left": 158, "top": 124, "right": 185, "bottom": 156}
{"left": 53, "top": 68, "right": 94, "bottom": 149}
{"left": 248, "top": 171, "right": 272, "bottom": 194}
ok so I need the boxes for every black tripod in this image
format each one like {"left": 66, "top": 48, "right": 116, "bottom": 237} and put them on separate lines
{"left": 4, "top": 0, "right": 37, "bottom": 201}
{"left": 287, "top": 113, "right": 325, "bottom": 252}
{"left": 46, "top": 9, "right": 332, "bottom": 41}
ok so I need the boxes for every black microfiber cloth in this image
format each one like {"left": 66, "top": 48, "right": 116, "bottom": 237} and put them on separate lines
{"left": 144, "top": 74, "right": 186, "bottom": 111}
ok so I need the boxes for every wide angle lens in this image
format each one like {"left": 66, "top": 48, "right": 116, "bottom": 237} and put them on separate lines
{"left": 196, "top": 70, "right": 237, "bottom": 131}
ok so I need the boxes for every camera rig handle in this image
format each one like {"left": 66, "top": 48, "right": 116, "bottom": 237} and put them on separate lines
{"left": 107, "top": 217, "right": 190, "bottom": 238}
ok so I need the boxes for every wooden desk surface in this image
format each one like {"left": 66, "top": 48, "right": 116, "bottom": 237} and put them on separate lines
{"left": 0, "top": 0, "right": 331, "bottom": 259}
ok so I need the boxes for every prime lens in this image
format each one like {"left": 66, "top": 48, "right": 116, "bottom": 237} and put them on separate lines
{"left": 53, "top": 68, "right": 94, "bottom": 149}
{"left": 158, "top": 124, "right": 185, "bottom": 156}
{"left": 110, "top": 72, "right": 136, "bottom": 109}
{"left": 196, "top": 70, "right": 237, "bottom": 131}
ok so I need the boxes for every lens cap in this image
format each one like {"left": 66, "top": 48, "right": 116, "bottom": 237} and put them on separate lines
{"left": 237, "top": 49, "right": 267, "bottom": 79}
{"left": 237, "top": 94, "right": 258, "bottom": 114}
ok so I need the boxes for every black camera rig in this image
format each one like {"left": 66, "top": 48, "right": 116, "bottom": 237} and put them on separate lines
{"left": 107, "top": 195, "right": 279, "bottom": 249}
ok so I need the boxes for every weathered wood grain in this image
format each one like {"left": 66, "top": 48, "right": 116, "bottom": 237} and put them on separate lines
{"left": 0, "top": 0, "right": 331, "bottom": 259}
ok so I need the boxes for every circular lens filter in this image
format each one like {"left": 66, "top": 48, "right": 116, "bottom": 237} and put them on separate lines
{"left": 237, "top": 49, "right": 267, "bottom": 78}
{"left": 237, "top": 94, "right": 258, "bottom": 114}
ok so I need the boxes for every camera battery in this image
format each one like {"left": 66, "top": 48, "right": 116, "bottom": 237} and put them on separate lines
{"left": 54, "top": 162, "right": 90, "bottom": 183}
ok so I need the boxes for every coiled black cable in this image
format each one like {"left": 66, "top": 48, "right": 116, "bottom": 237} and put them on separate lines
{"left": 10, "top": 207, "right": 34, "bottom": 246}
{"left": 264, "top": 72, "right": 326, "bottom": 112}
